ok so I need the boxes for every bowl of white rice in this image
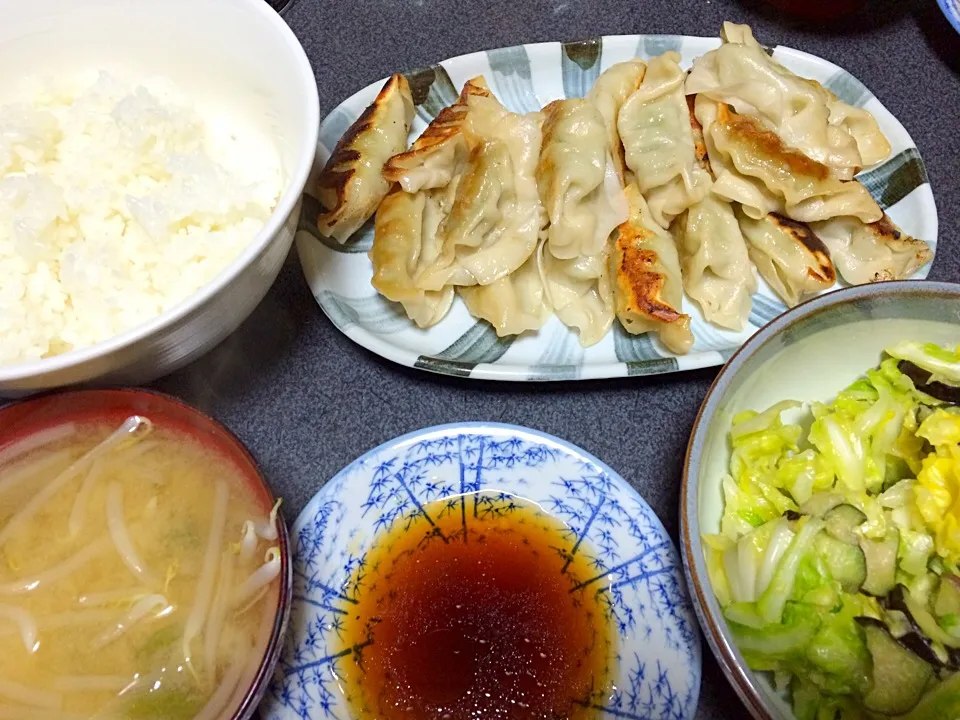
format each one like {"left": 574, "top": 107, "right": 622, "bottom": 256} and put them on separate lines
{"left": 0, "top": 0, "right": 320, "bottom": 396}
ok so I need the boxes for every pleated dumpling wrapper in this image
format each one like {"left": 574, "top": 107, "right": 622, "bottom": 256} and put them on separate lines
{"left": 370, "top": 187, "right": 456, "bottom": 328}
{"left": 536, "top": 98, "right": 628, "bottom": 347}
{"left": 618, "top": 51, "right": 712, "bottom": 229}
{"left": 611, "top": 184, "right": 693, "bottom": 355}
{"left": 316, "top": 74, "right": 415, "bottom": 243}
{"left": 459, "top": 251, "right": 552, "bottom": 337}
{"left": 585, "top": 60, "right": 647, "bottom": 186}
{"left": 415, "top": 81, "right": 545, "bottom": 291}
{"left": 737, "top": 210, "right": 836, "bottom": 308}
{"left": 696, "top": 97, "right": 883, "bottom": 224}
{"left": 536, "top": 99, "right": 628, "bottom": 260}
{"left": 538, "top": 245, "right": 615, "bottom": 348}
{"left": 383, "top": 78, "right": 493, "bottom": 194}
{"left": 810, "top": 214, "right": 933, "bottom": 285}
{"left": 687, "top": 22, "right": 891, "bottom": 180}
{"left": 673, "top": 193, "right": 757, "bottom": 332}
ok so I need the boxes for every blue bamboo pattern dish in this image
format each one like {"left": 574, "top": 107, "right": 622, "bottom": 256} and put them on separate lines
{"left": 297, "top": 35, "right": 938, "bottom": 382}
{"left": 939, "top": 0, "right": 960, "bottom": 35}
{"left": 262, "top": 423, "right": 702, "bottom": 720}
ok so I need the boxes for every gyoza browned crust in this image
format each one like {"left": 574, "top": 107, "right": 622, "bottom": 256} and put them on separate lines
{"left": 715, "top": 102, "right": 830, "bottom": 182}
{"left": 316, "top": 73, "right": 413, "bottom": 243}
{"left": 863, "top": 214, "right": 933, "bottom": 282}
{"left": 613, "top": 221, "right": 689, "bottom": 327}
{"left": 766, "top": 213, "right": 836, "bottom": 285}
{"left": 382, "top": 77, "right": 492, "bottom": 187}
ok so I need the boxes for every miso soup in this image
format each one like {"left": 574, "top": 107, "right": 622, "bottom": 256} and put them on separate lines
{"left": 0, "top": 416, "right": 283, "bottom": 720}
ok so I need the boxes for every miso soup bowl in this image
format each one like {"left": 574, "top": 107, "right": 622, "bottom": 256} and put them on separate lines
{"left": 0, "top": 0, "right": 320, "bottom": 397}
{"left": 681, "top": 280, "right": 960, "bottom": 719}
{"left": 0, "top": 388, "right": 293, "bottom": 720}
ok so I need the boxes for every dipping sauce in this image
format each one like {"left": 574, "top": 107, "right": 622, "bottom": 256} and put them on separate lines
{"left": 0, "top": 416, "right": 282, "bottom": 719}
{"left": 335, "top": 493, "right": 616, "bottom": 719}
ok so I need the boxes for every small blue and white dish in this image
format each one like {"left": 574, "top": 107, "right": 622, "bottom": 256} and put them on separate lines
{"left": 938, "top": 0, "right": 960, "bottom": 35}
{"left": 262, "top": 423, "right": 702, "bottom": 720}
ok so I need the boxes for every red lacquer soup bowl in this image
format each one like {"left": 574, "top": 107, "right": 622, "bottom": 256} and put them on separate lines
{"left": 0, "top": 388, "right": 292, "bottom": 720}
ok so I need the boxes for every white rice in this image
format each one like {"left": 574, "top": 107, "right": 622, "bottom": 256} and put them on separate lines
{"left": 0, "top": 72, "right": 284, "bottom": 366}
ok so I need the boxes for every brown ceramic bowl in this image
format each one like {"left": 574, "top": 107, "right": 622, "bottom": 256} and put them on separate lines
{"left": 680, "top": 281, "right": 960, "bottom": 718}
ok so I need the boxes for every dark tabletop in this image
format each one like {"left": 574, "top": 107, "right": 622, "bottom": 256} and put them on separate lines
{"left": 155, "top": 0, "right": 960, "bottom": 717}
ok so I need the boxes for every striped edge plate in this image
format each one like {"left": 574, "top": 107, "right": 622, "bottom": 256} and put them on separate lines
{"left": 297, "top": 34, "right": 938, "bottom": 382}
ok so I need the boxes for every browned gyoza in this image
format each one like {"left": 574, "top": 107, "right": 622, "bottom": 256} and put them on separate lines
{"left": 316, "top": 74, "right": 415, "bottom": 243}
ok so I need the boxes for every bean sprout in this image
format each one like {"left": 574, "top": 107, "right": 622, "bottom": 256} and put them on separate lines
{"left": 193, "top": 657, "right": 244, "bottom": 720}
{"left": 0, "top": 678, "right": 61, "bottom": 710}
{"left": 51, "top": 675, "right": 134, "bottom": 693}
{"left": 234, "top": 586, "right": 268, "bottom": 618}
{"left": 93, "top": 594, "right": 171, "bottom": 649}
{"left": 0, "top": 424, "right": 76, "bottom": 468}
{"left": 0, "top": 537, "right": 110, "bottom": 596}
{"left": 0, "top": 451, "right": 71, "bottom": 504}
{"left": 0, "top": 605, "right": 38, "bottom": 653}
{"left": 0, "top": 611, "right": 121, "bottom": 643}
{"left": 67, "top": 458, "right": 102, "bottom": 538}
{"left": 182, "top": 479, "right": 229, "bottom": 666}
{"left": 106, "top": 482, "right": 156, "bottom": 585}
{"left": 254, "top": 499, "right": 282, "bottom": 541}
{"left": 39, "top": 610, "right": 118, "bottom": 630}
{"left": 203, "top": 552, "right": 234, "bottom": 680}
{"left": 77, "top": 588, "right": 146, "bottom": 607}
{"left": 239, "top": 521, "right": 258, "bottom": 561}
{"left": 0, "top": 416, "right": 151, "bottom": 549}
{"left": 232, "top": 547, "right": 281, "bottom": 608}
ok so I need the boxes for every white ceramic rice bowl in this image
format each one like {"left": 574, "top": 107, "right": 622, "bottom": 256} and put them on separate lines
{"left": 0, "top": 0, "right": 319, "bottom": 396}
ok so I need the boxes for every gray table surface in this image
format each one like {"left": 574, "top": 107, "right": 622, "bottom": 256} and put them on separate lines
{"left": 154, "top": 0, "right": 960, "bottom": 717}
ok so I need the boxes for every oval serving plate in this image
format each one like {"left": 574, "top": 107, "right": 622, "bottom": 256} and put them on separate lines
{"left": 262, "top": 423, "right": 702, "bottom": 720}
{"left": 297, "top": 34, "right": 938, "bottom": 381}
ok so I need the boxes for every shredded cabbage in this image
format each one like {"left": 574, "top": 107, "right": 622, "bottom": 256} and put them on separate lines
{"left": 913, "top": 409, "right": 960, "bottom": 568}
{"left": 720, "top": 474, "right": 792, "bottom": 540}
{"left": 887, "top": 341, "right": 960, "bottom": 386}
{"left": 707, "top": 340, "right": 960, "bottom": 716}
{"left": 774, "top": 450, "right": 834, "bottom": 506}
{"left": 703, "top": 533, "right": 734, "bottom": 607}
{"left": 758, "top": 518, "right": 823, "bottom": 624}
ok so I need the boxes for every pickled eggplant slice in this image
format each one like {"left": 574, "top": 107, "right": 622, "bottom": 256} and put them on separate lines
{"left": 799, "top": 493, "right": 846, "bottom": 517}
{"left": 860, "top": 530, "right": 899, "bottom": 597}
{"left": 887, "top": 585, "right": 960, "bottom": 649}
{"left": 856, "top": 618, "right": 934, "bottom": 715}
{"left": 896, "top": 628, "right": 953, "bottom": 669}
{"left": 900, "top": 670, "right": 960, "bottom": 719}
{"left": 899, "top": 360, "right": 960, "bottom": 405}
{"left": 814, "top": 532, "right": 866, "bottom": 593}
{"left": 823, "top": 504, "right": 867, "bottom": 545}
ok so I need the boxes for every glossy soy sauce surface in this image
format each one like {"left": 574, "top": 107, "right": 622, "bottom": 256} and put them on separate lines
{"left": 335, "top": 493, "right": 616, "bottom": 719}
